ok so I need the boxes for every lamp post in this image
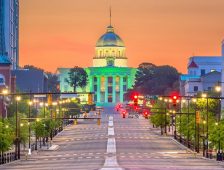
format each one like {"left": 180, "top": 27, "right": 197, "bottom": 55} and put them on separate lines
{"left": 28, "top": 101, "right": 32, "bottom": 155}
{"left": 178, "top": 99, "right": 182, "bottom": 143}
{"left": 186, "top": 98, "right": 190, "bottom": 148}
{"left": 192, "top": 98, "right": 199, "bottom": 153}
{"left": 2, "top": 89, "right": 8, "bottom": 118}
{"left": 59, "top": 101, "right": 63, "bottom": 130}
{"left": 15, "top": 96, "right": 21, "bottom": 160}
{"left": 215, "top": 85, "right": 222, "bottom": 160}
{"left": 52, "top": 102, "right": 58, "bottom": 136}
{"left": 215, "top": 122, "right": 221, "bottom": 160}
{"left": 202, "top": 120, "right": 206, "bottom": 157}
{"left": 202, "top": 93, "right": 209, "bottom": 157}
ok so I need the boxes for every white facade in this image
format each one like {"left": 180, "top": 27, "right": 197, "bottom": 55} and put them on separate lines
{"left": 180, "top": 41, "right": 224, "bottom": 96}
{"left": 188, "top": 57, "right": 222, "bottom": 76}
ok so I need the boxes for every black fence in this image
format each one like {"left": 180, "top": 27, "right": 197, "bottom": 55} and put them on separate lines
{"left": 0, "top": 152, "right": 16, "bottom": 165}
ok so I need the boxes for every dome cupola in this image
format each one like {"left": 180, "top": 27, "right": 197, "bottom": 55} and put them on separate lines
{"left": 96, "top": 25, "right": 125, "bottom": 47}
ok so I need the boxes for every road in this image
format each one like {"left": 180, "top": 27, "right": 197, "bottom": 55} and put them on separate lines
{"left": 1, "top": 107, "right": 224, "bottom": 170}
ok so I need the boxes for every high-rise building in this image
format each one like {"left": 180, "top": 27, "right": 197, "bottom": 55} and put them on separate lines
{"left": 0, "top": 0, "right": 19, "bottom": 70}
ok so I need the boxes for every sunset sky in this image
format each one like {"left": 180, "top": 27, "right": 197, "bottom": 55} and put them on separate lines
{"left": 19, "top": 0, "right": 224, "bottom": 73}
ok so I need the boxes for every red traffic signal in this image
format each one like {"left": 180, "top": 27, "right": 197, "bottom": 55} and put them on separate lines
{"left": 144, "top": 111, "right": 148, "bottom": 116}
{"left": 172, "top": 95, "right": 177, "bottom": 100}
{"left": 134, "top": 95, "right": 138, "bottom": 99}
{"left": 170, "top": 94, "right": 179, "bottom": 107}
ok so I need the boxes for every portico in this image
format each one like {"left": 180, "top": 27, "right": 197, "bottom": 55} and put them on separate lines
{"left": 88, "top": 67, "right": 136, "bottom": 105}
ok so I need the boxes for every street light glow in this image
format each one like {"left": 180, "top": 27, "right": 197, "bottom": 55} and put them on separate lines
{"left": 192, "top": 98, "right": 197, "bottom": 103}
{"left": 2, "top": 89, "right": 8, "bottom": 95}
{"left": 215, "top": 86, "right": 221, "bottom": 92}
{"left": 201, "top": 93, "right": 207, "bottom": 98}
{"left": 16, "top": 96, "right": 21, "bottom": 101}
{"left": 28, "top": 101, "right": 33, "bottom": 105}
{"left": 52, "top": 102, "right": 58, "bottom": 106}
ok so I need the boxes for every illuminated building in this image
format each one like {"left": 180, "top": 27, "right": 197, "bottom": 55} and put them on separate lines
{"left": 58, "top": 24, "right": 136, "bottom": 106}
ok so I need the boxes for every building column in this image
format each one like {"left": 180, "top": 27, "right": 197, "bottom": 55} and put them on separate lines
{"left": 105, "top": 76, "right": 108, "bottom": 103}
{"left": 120, "top": 75, "right": 124, "bottom": 103}
{"left": 112, "top": 75, "right": 116, "bottom": 103}
{"left": 89, "top": 76, "right": 93, "bottom": 92}
{"left": 97, "top": 76, "right": 101, "bottom": 103}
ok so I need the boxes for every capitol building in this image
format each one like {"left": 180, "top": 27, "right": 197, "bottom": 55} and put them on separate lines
{"left": 58, "top": 24, "right": 136, "bottom": 106}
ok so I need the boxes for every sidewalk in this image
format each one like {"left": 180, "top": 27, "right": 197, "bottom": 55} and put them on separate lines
{"left": 150, "top": 123, "right": 224, "bottom": 166}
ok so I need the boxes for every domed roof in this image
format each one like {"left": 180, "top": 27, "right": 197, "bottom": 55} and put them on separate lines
{"left": 96, "top": 26, "right": 125, "bottom": 47}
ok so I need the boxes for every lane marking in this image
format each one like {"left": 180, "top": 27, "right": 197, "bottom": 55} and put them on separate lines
{"left": 108, "top": 121, "right": 113, "bottom": 127}
{"left": 107, "top": 138, "right": 116, "bottom": 153}
{"left": 104, "top": 156, "right": 118, "bottom": 166}
{"left": 108, "top": 127, "right": 114, "bottom": 136}
{"left": 100, "top": 116, "right": 123, "bottom": 170}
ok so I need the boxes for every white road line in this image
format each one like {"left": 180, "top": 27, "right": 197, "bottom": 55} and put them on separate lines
{"left": 107, "top": 138, "right": 116, "bottom": 153}
{"left": 108, "top": 127, "right": 114, "bottom": 136}
{"left": 100, "top": 116, "right": 123, "bottom": 170}
{"left": 104, "top": 156, "right": 118, "bottom": 166}
{"left": 109, "top": 116, "right": 113, "bottom": 121}
{"left": 108, "top": 121, "right": 113, "bottom": 127}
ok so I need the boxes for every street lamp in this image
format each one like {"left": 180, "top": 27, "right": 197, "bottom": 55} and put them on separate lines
{"left": 2, "top": 89, "right": 8, "bottom": 118}
{"left": 28, "top": 101, "right": 32, "bottom": 155}
{"left": 202, "top": 120, "right": 206, "bottom": 157}
{"left": 215, "top": 84, "right": 222, "bottom": 160}
{"left": 15, "top": 96, "right": 21, "bottom": 160}
{"left": 215, "top": 122, "right": 222, "bottom": 161}
{"left": 202, "top": 93, "right": 209, "bottom": 158}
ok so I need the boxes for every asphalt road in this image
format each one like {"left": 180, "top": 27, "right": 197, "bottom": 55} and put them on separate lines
{"left": 1, "top": 107, "right": 224, "bottom": 170}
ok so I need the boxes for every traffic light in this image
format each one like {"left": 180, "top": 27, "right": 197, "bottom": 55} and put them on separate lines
{"left": 133, "top": 95, "right": 138, "bottom": 106}
{"left": 171, "top": 95, "right": 178, "bottom": 107}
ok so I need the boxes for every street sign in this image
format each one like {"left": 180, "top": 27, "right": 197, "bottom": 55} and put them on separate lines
{"left": 196, "top": 111, "right": 200, "bottom": 124}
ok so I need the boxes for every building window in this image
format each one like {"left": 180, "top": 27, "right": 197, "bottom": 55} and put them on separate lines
{"left": 108, "top": 77, "right": 113, "bottom": 84}
{"left": 107, "top": 59, "right": 114, "bottom": 66}
{"left": 123, "top": 77, "right": 127, "bottom": 83}
{"left": 94, "top": 77, "right": 97, "bottom": 83}
{"left": 94, "top": 94, "right": 97, "bottom": 102}
{"left": 208, "top": 87, "right": 212, "bottom": 91}
{"left": 108, "top": 95, "right": 112, "bottom": 103}
{"left": 193, "top": 86, "right": 198, "bottom": 92}
{"left": 123, "top": 85, "right": 127, "bottom": 92}
{"left": 201, "top": 69, "right": 206, "bottom": 76}
{"left": 94, "top": 85, "right": 97, "bottom": 92}
{"left": 0, "top": 78, "right": 3, "bottom": 84}
{"left": 108, "top": 86, "right": 112, "bottom": 93}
